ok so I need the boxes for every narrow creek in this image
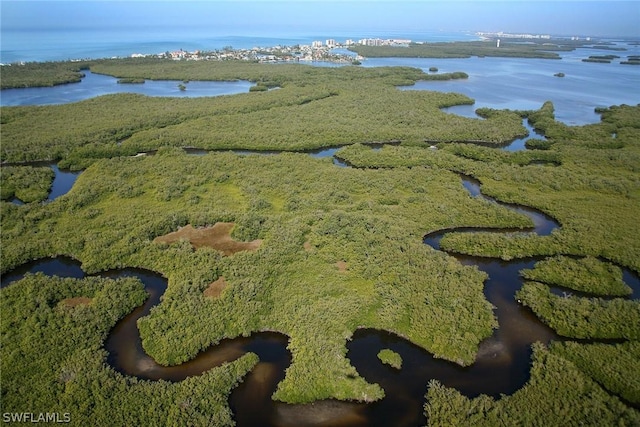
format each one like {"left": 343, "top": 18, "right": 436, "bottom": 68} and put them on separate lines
{"left": 3, "top": 133, "right": 505, "bottom": 206}
{"left": 2, "top": 169, "right": 638, "bottom": 426}
{"left": 4, "top": 162, "right": 82, "bottom": 205}
{"left": 4, "top": 148, "right": 350, "bottom": 206}
{"left": 441, "top": 103, "right": 548, "bottom": 152}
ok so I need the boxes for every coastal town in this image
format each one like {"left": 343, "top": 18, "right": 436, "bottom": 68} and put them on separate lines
{"left": 129, "top": 31, "right": 588, "bottom": 64}
{"left": 131, "top": 37, "right": 413, "bottom": 63}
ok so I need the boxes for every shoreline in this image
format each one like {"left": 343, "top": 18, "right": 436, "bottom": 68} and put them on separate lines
{"left": 3, "top": 31, "right": 636, "bottom": 65}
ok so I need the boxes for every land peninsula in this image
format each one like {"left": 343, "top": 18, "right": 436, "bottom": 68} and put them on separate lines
{"left": 1, "top": 58, "right": 639, "bottom": 426}
{"left": 0, "top": 35, "right": 627, "bottom": 89}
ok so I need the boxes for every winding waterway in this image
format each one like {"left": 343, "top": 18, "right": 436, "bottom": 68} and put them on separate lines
{"left": 4, "top": 162, "right": 82, "bottom": 205}
{"left": 3, "top": 139, "right": 506, "bottom": 206}
{"left": 441, "top": 104, "right": 548, "bottom": 152}
{"left": 2, "top": 171, "right": 638, "bottom": 426}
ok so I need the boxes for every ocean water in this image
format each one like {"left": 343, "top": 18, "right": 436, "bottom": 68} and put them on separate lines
{"left": 0, "top": 25, "right": 478, "bottom": 64}
{"left": 1, "top": 15, "right": 638, "bottom": 125}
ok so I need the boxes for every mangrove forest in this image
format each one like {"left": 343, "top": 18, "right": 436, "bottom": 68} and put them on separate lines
{"left": 1, "top": 58, "right": 638, "bottom": 426}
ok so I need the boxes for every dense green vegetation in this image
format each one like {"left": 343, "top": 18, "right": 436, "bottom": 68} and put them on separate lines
{"left": 0, "top": 62, "right": 521, "bottom": 168}
{"left": 516, "top": 281, "right": 639, "bottom": 339}
{"left": 338, "top": 102, "right": 639, "bottom": 273}
{"left": 1, "top": 274, "right": 259, "bottom": 426}
{"left": 1, "top": 57, "right": 465, "bottom": 90}
{"left": 1, "top": 60, "right": 638, "bottom": 424}
{"left": 349, "top": 40, "right": 565, "bottom": 59}
{"left": 2, "top": 150, "right": 511, "bottom": 403}
{"left": 377, "top": 349, "right": 403, "bottom": 369}
{"left": 424, "top": 343, "right": 639, "bottom": 425}
{"left": 623, "top": 56, "right": 640, "bottom": 65}
{"left": 117, "top": 78, "right": 145, "bottom": 84}
{"left": 582, "top": 58, "right": 612, "bottom": 64}
{"left": 0, "top": 165, "right": 54, "bottom": 203}
{"left": 551, "top": 341, "right": 640, "bottom": 405}
{"left": 0, "top": 61, "right": 91, "bottom": 88}
{"left": 525, "top": 137, "right": 555, "bottom": 150}
{"left": 520, "top": 256, "right": 632, "bottom": 297}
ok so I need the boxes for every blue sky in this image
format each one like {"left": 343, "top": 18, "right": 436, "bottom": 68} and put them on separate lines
{"left": 2, "top": 1, "right": 639, "bottom": 37}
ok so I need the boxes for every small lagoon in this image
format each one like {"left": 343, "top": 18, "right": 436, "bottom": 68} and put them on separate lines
{"left": 0, "top": 71, "right": 253, "bottom": 106}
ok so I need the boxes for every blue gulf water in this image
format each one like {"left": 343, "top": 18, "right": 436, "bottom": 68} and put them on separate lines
{"left": 0, "top": 26, "right": 478, "bottom": 64}
{"left": 390, "top": 42, "right": 640, "bottom": 125}
{"left": 1, "top": 23, "right": 638, "bottom": 126}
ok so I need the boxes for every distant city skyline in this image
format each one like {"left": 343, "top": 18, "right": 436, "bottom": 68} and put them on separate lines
{"left": 2, "top": 1, "right": 639, "bottom": 38}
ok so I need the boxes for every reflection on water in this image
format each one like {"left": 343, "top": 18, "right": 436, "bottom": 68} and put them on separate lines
{"left": 4, "top": 162, "right": 82, "bottom": 205}
{"left": 0, "top": 71, "right": 253, "bottom": 106}
{"left": 441, "top": 104, "right": 548, "bottom": 152}
{"left": 49, "top": 165, "right": 82, "bottom": 201}
{"left": 389, "top": 46, "right": 640, "bottom": 126}
{"left": 2, "top": 170, "right": 638, "bottom": 426}
{"left": 274, "top": 401, "right": 369, "bottom": 427}
{"left": 1, "top": 256, "right": 84, "bottom": 288}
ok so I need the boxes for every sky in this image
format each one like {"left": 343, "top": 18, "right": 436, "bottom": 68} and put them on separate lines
{"left": 2, "top": 1, "right": 639, "bottom": 38}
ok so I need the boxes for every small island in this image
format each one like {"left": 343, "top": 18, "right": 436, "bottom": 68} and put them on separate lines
{"left": 117, "top": 78, "right": 145, "bottom": 84}
{"left": 621, "top": 55, "right": 640, "bottom": 65}
{"left": 582, "top": 55, "right": 620, "bottom": 64}
{"left": 377, "top": 349, "right": 403, "bottom": 369}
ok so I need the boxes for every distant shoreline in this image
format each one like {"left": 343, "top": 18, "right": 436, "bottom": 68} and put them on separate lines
{"left": 3, "top": 31, "right": 637, "bottom": 66}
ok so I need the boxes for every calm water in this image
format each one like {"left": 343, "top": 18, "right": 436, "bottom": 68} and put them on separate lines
{"left": 0, "top": 71, "right": 253, "bottom": 106}
{"left": 0, "top": 26, "right": 479, "bottom": 64}
{"left": 391, "top": 42, "right": 640, "bottom": 125}
{"left": 2, "top": 44, "right": 638, "bottom": 125}
{"left": 48, "top": 165, "right": 82, "bottom": 201}
{"left": 442, "top": 104, "right": 547, "bottom": 151}
{"left": 4, "top": 163, "right": 81, "bottom": 205}
{"left": 5, "top": 148, "right": 348, "bottom": 205}
{"left": 2, "top": 26, "right": 640, "bottom": 426}
{"left": 3, "top": 174, "right": 638, "bottom": 426}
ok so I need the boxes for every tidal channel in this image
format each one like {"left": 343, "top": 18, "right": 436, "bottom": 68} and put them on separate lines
{"left": 2, "top": 172, "right": 638, "bottom": 427}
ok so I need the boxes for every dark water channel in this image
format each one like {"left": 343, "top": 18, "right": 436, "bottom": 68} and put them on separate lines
{"left": 5, "top": 162, "right": 82, "bottom": 205}
{"left": 441, "top": 103, "right": 548, "bottom": 152}
{"left": 184, "top": 145, "right": 351, "bottom": 168}
{"left": 2, "top": 171, "right": 639, "bottom": 426}
{"left": 4, "top": 148, "right": 350, "bottom": 206}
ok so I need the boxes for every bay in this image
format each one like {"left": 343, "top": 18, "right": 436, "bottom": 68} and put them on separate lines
{"left": 0, "top": 71, "right": 252, "bottom": 106}
{"left": 383, "top": 42, "right": 640, "bottom": 125}
{"left": 0, "top": 26, "right": 478, "bottom": 64}
{"left": 2, "top": 32, "right": 637, "bottom": 125}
